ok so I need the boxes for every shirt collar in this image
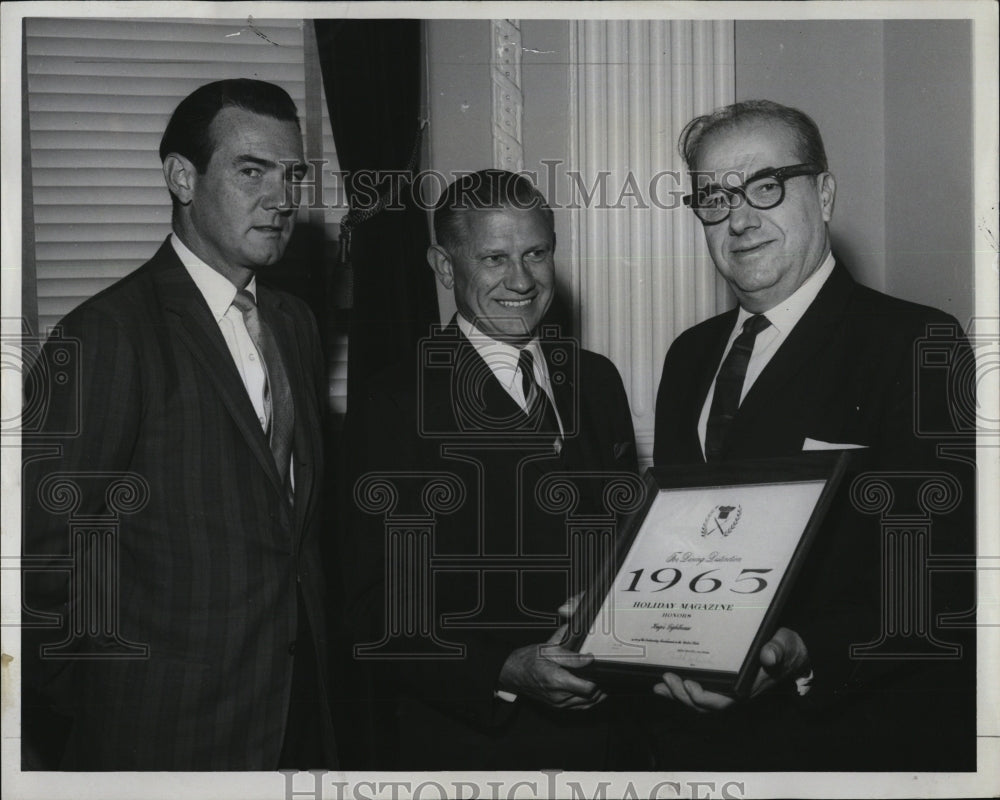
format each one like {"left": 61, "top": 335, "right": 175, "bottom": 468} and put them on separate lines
{"left": 735, "top": 251, "right": 836, "bottom": 335}
{"left": 456, "top": 313, "right": 543, "bottom": 391}
{"left": 170, "top": 233, "right": 256, "bottom": 323}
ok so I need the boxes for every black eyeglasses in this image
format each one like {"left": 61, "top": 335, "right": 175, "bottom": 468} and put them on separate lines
{"left": 683, "top": 163, "right": 823, "bottom": 225}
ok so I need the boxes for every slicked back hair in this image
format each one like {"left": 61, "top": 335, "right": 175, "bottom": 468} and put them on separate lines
{"left": 433, "top": 169, "right": 555, "bottom": 252}
{"left": 159, "top": 79, "right": 300, "bottom": 174}
{"left": 678, "top": 99, "right": 828, "bottom": 173}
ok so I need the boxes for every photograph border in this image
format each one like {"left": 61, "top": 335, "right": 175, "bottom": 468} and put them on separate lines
{"left": 2, "top": 2, "right": 997, "bottom": 799}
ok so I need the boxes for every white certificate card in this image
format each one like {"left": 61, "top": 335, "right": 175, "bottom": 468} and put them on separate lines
{"left": 581, "top": 480, "right": 825, "bottom": 674}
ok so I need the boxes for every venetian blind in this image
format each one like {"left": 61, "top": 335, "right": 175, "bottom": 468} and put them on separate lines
{"left": 24, "top": 16, "right": 347, "bottom": 409}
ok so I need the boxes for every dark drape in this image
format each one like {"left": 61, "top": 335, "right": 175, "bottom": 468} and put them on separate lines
{"left": 313, "top": 19, "right": 438, "bottom": 769}
{"left": 314, "top": 20, "right": 438, "bottom": 413}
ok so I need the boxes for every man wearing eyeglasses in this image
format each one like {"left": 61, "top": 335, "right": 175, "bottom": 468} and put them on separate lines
{"left": 650, "top": 100, "right": 975, "bottom": 770}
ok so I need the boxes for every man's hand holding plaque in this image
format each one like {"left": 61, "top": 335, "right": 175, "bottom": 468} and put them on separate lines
{"left": 565, "top": 453, "right": 850, "bottom": 697}
{"left": 653, "top": 627, "right": 810, "bottom": 712}
{"left": 499, "top": 626, "right": 608, "bottom": 710}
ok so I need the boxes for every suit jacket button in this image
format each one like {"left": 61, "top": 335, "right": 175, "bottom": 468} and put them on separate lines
{"left": 288, "top": 641, "right": 297, "bottom": 655}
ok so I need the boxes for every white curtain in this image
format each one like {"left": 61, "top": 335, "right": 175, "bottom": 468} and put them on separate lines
{"left": 568, "top": 20, "right": 735, "bottom": 465}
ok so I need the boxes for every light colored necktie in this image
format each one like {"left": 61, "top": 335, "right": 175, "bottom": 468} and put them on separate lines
{"left": 231, "top": 290, "right": 295, "bottom": 492}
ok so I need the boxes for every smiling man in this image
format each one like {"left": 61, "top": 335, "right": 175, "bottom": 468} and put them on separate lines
{"left": 343, "top": 170, "right": 639, "bottom": 769}
{"left": 23, "top": 80, "right": 337, "bottom": 770}
{"left": 650, "top": 100, "right": 975, "bottom": 770}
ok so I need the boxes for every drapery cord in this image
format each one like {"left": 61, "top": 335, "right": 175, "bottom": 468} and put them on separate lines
{"left": 338, "top": 118, "right": 428, "bottom": 266}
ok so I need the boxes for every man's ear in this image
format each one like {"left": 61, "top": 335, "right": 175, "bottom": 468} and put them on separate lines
{"left": 427, "top": 244, "right": 454, "bottom": 290}
{"left": 162, "top": 154, "right": 196, "bottom": 206}
{"left": 818, "top": 172, "right": 836, "bottom": 222}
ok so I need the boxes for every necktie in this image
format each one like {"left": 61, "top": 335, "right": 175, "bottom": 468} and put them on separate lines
{"left": 705, "top": 314, "right": 770, "bottom": 461}
{"left": 231, "top": 290, "right": 295, "bottom": 492}
{"left": 518, "top": 348, "right": 562, "bottom": 453}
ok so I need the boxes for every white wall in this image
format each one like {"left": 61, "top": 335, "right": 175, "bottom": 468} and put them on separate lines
{"left": 735, "top": 19, "right": 974, "bottom": 325}
{"left": 425, "top": 20, "right": 579, "bottom": 326}
{"left": 424, "top": 17, "right": 977, "bottom": 424}
{"left": 884, "top": 20, "right": 974, "bottom": 327}
{"left": 734, "top": 21, "right": 888, "bottom": 293}
{"left": 424, "top": 19, "right": 492, "bottom": 323}
{"left": 521, "top": 20, "right": 574, "bottom": 319}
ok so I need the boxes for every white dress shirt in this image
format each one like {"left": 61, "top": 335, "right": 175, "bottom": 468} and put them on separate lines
{"left": 697, "top": 252, "right": 837, "bottom": 457}
{"left": 695, "top": 253, "right": 834, "bottom": 696}
{"left": 456, "top": 313, "right": 565, "bottom": 437}
{"left": 171, "top": 234, "right": 269, "bottom": 433}
{"left": 456, "top": 313, "right": 561, "bottom": 703}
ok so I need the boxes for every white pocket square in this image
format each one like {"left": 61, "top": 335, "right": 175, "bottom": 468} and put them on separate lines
{"left": 802, "top": 437, "right": 868, "bottom": 451}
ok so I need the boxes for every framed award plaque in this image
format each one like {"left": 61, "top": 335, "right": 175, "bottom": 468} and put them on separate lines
{"left": 566, "top": 451, "right": 854, "bottom": 697}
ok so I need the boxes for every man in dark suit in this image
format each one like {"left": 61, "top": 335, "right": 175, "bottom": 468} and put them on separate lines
{"left": 650, "top": 100, "right": 975, "bottom": 769}
{"left": 343, "top": 170, "right": 639, "bottom": 769}
{"left": 23, "top": 79, "right": 337, "bottom": 770}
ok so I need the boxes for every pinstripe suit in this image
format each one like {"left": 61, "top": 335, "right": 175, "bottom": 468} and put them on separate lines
{"left": 23, "top": 240, "right": 337, "bottom": 770}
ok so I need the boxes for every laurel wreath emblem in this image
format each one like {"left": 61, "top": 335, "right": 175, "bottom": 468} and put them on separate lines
{"left": 701, "top": 503, "right": 743, "bottom": 537}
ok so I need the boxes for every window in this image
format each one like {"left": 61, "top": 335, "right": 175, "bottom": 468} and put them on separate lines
{"left": 24, "top": 16, "right": 348, "bottom": 411}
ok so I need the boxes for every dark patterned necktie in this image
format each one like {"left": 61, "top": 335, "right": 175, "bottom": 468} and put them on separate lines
{"left": 705, "top": 314, "right": 770, "bottom": 461}
{"left": 518, "top": 348, "right": 562, "bottom": 453}
{"left": 232, "top": 290, "right": 295, "bottom": 491}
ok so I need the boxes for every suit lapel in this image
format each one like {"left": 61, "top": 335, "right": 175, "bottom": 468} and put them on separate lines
{"left": 547, "top": 341, "right": 573, "bottom": 442}
{"left": 687, "top": 310, "right": 739, "bottom": 463}
{"left": 432, "top": 321, "right": 528, "bottom": 432}
{"left": 696, "top": 310, "right": 740, "bottom": 411}
{"left": 543, "top": 339, "right": 578, "bottom": 464}
{"left": 434, "top": 323, "right": 564, "bottom": 463}
{"left": 152, "top": 241, "right": 285, "bottom": 495}
{"left": 728, "top": 263, "right": 855, "bottom": 443}
{"left": 260, "top": 289, "right": 318, "bottom": 537}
